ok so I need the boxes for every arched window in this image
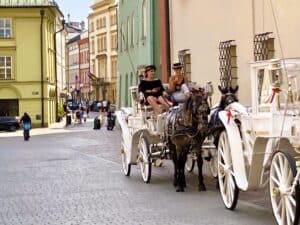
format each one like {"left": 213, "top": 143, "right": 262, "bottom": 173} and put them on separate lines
{"left": 127, "top": 17, "right": 130, "bottom": 49}
{"left": 131, "top": 12, "right": 135, "bottom": 47}
{"left": 142, "top": 0, "right": 147, "bottom": 39}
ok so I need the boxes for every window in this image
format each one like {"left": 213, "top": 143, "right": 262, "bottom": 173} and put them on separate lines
{"left": 111, "top": 56, "right": 117, "bottom": 79}
{"left": 142, "top": 0, "right": 147, "bottom": 39}
{"left": 90, "top": 39, "right": 95, "bottom": 54}
{"left": 96, "top": 19, "right": 100, "bottom": 29}
{"left": 219, "top": 40, "right": 237, "bottom": 88}
{"left": 0, "top": 56, "right": 12, "bottom": 79}
{"left": 178, "top": 50, "right": 191, "bottom": 82}
{"left": 111, "top": 32, "right": 117, "bottom": 50}
{"left": 127, "top": 18, "right": 130, "bottom": 49}
{"left": 98, "top": 35, "right": 107, "bottom": 52}
{"left": 254, "top": 32, "right": 274, "bottom": 61}
{"left": 90, "top": 22, "right": 94, "bottom": 32}
{"left": 100, "top": 17, "right": 106, "bottom": 28}
{"left": 0, "top": 18, "right": 12, "bottom": 38}
{"left": 110, "top": 13, "right": 117, "bottom": 26}
{"left": 131, "top": 12, "right": 135, "bottom": 47}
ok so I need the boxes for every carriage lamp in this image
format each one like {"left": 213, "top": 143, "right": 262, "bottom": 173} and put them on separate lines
{"left": 205, "top": 81, "right": 214, "bottom": 107}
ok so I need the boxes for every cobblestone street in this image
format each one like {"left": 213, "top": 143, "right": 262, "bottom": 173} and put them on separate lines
{"left": 0, "top": 116, "right": 275, "bottom": 225}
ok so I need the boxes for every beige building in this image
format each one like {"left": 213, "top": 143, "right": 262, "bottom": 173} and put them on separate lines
{"left": 170, "top": 0, "right": 300, "bottom": 106}
{"left": 88, "top": 0, "right": 118, "bottom": 103}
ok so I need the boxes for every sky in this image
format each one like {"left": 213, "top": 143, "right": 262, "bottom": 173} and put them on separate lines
{"left": 54, "top": 0, "right": 94, "bottom": 23}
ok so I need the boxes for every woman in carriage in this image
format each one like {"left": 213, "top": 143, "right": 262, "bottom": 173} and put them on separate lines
{"left": 168, "top": 62, "right": 191, "bottom": 104}
{"left": 138, "top": 64, "right": 172, "bottom": 114}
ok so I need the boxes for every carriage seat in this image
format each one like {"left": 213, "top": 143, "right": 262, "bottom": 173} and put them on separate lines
{"left": 129, "top": 86, "right": 153, "bottom": 112}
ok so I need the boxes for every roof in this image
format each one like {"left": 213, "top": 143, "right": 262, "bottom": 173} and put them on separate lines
{"left": 0, "top": 0, "right": 56, "bottom": 6}
{"left": 0, "top": 0, "right": 63, "bottom": 17}
{"left": 67, "top": 34, "right": 80, "bottom": 45}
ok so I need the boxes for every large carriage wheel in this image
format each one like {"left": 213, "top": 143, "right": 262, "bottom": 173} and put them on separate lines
{"left": 217, "top": 131, "right": 239, "bottom": 210}
{"left": 138, "top": 136, "right": 152, "bottom": 183}
{"left": 185, "top": 153, "right": 195, "bottom": 172}
{"left": 269, "top": 150, "right": 300, "bottom": 225}
{"left": 121, "top": 144, "right": 131, "bottom": 176}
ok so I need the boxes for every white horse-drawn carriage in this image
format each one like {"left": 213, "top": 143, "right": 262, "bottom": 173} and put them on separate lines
{"left": 116, "top": 86, "right": 170, "bottom": 183}
{"left": 116, "top": 84, "right": 214, "bottom": 189}
{"left": 215, "top": 58, "right": 300, "bottom": 225}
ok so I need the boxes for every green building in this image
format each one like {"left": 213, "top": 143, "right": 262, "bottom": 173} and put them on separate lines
{"left": 118, "top": 0, "right": 164, "bottom": 107}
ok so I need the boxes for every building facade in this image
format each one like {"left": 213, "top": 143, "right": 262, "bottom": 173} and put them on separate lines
{"left": 88, "top": 0, "right": 118, "bottom": 103}
{"left": 118, "top": 0, "right": 162, "bottom": 107}
{"left": 170, "top": 0, "right": 300, "bottom": 106}
{"left": 0, "top": 0, "right": 64, "bottom": 127}
{"left": 66, "top": 34, "right": 80, "bottom": 103}
{"left": 79, "top": 30, "right": 90, "bottom": 103}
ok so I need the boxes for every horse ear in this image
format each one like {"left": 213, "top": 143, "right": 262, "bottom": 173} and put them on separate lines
{"left": 218, "top": 85, "right": 226, "bottom": 94}
{"left": 231, "top": 85, "right": 239, "bottom": 93}
{"left": 218, "top": 85, "right": 222, "bottom": 93}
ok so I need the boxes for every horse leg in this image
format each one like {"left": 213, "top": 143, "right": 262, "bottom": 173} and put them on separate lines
{"left": 172, "top": 153, "right": 178, "bottom": 187}
{"left": 175, "top": 153, "right": 186, "bottom": 192}
{"left": 196, "top": 151, "right": 206, "bottom": 191}
{"left": 182, "top": 153, "right": 187, "bottom": 188}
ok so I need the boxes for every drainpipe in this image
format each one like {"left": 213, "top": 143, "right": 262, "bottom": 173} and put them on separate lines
{"left": 159, "top": 0, "right": 171, "bottom": 83}
{"left": 150, "top": 0, "right": 154, "bottom": 65}
{"left": 40, "top": 9, "right": 45, "bottom": 127}
{"left": 54, "top": 19, "right": 65, "bottom": 122}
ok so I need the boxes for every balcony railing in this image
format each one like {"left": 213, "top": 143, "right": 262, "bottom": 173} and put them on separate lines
{"left": 0, "top": 0, "right": 57, "bottom": 6}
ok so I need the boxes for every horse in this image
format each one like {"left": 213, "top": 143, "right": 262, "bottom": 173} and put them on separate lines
{"left": 208, "top": 85, "right": 239, "bottom": 147}
{"left": 165, "top": 89, "right": 210, "bottom": 192}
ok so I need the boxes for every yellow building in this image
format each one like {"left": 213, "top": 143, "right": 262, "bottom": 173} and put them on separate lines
{"left": 88, "top": 0, "right": 118, "bottom": 103}
{"left": 0, "top": 0, "right": 64, "bottom": 127}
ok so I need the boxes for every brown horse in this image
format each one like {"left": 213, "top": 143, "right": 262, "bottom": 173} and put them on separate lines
{"left": 165, "top": 89, "right": 210, "bottom": 192}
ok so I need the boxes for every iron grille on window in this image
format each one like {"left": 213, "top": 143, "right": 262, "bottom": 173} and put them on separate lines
{"left": 254, "top": 32, "right": 274, "bottom": 61}
{"left": 219, "top": 40, "right": 237, "bottom": 89}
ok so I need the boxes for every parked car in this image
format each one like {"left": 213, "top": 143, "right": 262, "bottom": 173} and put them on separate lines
{"left": 67, "top": 100, "right": 79, "bottom": 111}
{"left": 0, "top": 116, "right": 20, "bottom": 131}
{"left": 90, "top": 101, "right": 100, "bottom": 112}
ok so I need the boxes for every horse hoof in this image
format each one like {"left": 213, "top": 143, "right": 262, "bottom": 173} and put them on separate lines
{"left": 176, "top": 186, "right": 184, "bottom": 192}
{"left": 198, "top": 184, "right": 206, "bottom": 191}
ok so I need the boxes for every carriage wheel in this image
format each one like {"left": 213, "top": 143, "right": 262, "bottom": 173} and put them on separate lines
{"left": 139, "top": 136, "right": 152, "bottom": 183}
{"left": 217, "top": 131, "right": 239, "bottom": 210}
{"left": 121, "top": 145, "right": 131, "bottom": 176}
{"left": 269, "top": 151, "right": 300, "bottom": 225}
{"left": 185, "top": 153, "right": 195, "bottom": 172}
